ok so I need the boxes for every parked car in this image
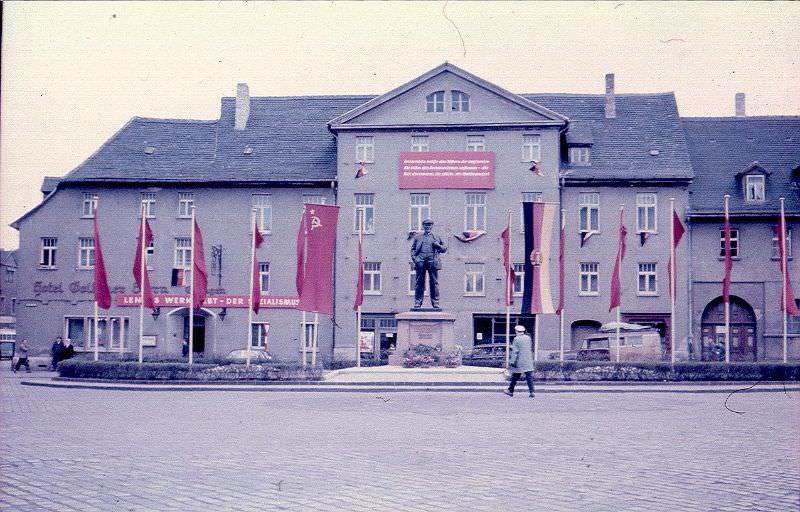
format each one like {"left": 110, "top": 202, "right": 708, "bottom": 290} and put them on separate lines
{"left": 564, "top": 331, "right": 662, "bottom": 361}
{"left": 225, "top": 349, "right": 273, "bottom": 364}
{"left": 463, "top": 343, "right": 508, "bottom": 366}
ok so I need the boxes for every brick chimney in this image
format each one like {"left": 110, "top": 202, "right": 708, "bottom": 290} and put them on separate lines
{"left": 735, "top": 93, "right": 746, "bottom": 117}
{"left": 235, "top": 83, "right": 250, "bottom": 130}
{"left": 605, "top": 73, "right": 616, "bottom": 119}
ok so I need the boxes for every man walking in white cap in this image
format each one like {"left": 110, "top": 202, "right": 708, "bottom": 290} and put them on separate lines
{"left": 504, "top": 324, "right": 535, "bottom": 398}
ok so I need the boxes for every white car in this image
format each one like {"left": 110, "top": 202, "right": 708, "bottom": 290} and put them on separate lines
{"left": 225, "top": 349, "right": 273, "bottom": 364}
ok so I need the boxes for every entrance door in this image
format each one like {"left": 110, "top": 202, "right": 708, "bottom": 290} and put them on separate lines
{"left": 183, "top": 316, "right": 206, "bottom": 354}
{"left": 700, "top": 297, "right": 756, "bottom": 361}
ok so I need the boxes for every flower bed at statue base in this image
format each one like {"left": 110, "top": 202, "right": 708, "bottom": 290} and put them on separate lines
{"left": 56, "top": 360, "right": 322, "bottom": 381}
{"left": 402, "top": 343, "right": 462, "bottom": 368}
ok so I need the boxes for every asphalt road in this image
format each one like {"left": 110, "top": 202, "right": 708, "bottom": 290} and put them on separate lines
{"left": 1, "top": 370, "right": 798, "bottom": 511}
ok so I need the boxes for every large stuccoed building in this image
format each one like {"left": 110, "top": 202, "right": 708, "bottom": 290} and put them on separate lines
{"left": 10, "top": 63, "right": 800, "bottom": 363}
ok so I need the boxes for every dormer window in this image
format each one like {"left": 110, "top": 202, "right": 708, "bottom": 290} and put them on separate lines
{"left": 744, "top": 175, "right": 765, "bottom": 202}
{"left": 451, "top": 90, "right": 470, "bottom": 112}
{"left": 426, "top": 91, "right": 444, "bottom": 113}
{"left": 569, "top": 146, "right": 591, "bottom": 166}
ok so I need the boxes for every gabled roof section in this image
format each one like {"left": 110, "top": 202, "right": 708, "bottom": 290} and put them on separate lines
{"left": 60, "top": 117, "right": 219, "bottom": 184}
{"left": 0, "top": 250, "right": 17, "bottom": 268}
{"left": 328, "top": 62, "right": 568, "bottom": 130}
{"left": 735, "top": 161, "right": 771, "bottom": 179}
{"left": 683, "top": 116, "right": 800, "bottom": 216}
{"left": 214, "top": 95, "right": 373, "bottom": 182}
{"left": 40, "top": 177, "right": 61, "bottom": 195}
{"left": 526, "top": 93, "right": 693, "bottom": 182}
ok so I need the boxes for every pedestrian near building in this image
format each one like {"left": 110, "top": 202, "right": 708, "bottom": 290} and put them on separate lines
{"left": 51, "top": 336, "right": 64, "bottom": 370}
{"left": 504, "top": 325, "right": 535, "bottom": 398}
{"left": 62, "top": 338, "right": 75, "bottom": 360}
{"left": 13, "top": 339, "right": 31, "bottom": 373}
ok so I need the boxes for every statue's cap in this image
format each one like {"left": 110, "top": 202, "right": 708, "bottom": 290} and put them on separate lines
{"left": 422, "top": 218, "right": 434, "bottom": 225}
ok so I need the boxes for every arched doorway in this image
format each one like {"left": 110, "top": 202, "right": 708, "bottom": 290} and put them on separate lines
{"left": 570, "top": 320, "right": 602, "bottom": 350}
{"left": 700, "top": 297, "right": 757, "bottom": 361}
{"left": 166, "top": 308, "right": 216, "bottom": 356}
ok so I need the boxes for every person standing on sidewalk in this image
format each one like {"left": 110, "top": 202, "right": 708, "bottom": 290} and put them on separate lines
{"left": 13, "top": 339, "right": 31, "bottom": 373}
{"left": 51, "top": 336, "right": 64, "bottom": 370}
{"left": 504, "top": 325, "right": 535, "bottom": 398}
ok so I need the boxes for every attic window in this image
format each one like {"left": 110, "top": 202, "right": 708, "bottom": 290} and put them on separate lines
{"left": 744, "top": 175, "right": 765, "bottom": 202}
{"left": 568, "top": 146, "right": 591, "bottom": 166}
{"left": 451, "top": 90, "right": 470, "bottom": 112}
{"left": 243, "top": 145, "right": 253, "bottom": 155}
{"left": 144, "top": 145, "right": 155, "bottom": 155}
{"left": 426, "top": 91, "right": 444, "bottom": 113}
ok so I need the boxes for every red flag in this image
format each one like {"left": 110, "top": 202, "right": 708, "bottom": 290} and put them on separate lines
{"left": 454, "top": 230, "right": 486, "bottom": 242}
{"left": 668, "top": 209, "right": 686, "bottom": 304}
{"left": 93, "top": 208, "right": 111, "bottom": 310}
{"left": 133, "top": 215, "right": 155, "bottom": 309}
{"left": 609, "top": 208, "right": 627, "bottom": 312}
{"left": 529, "top": 160, "right": 542, "bottom": 176}
{"left": 722, "top": 200, "right": 732, "bottom": 303}
{"left": 295, "top": 207, "right": 306, "bottom": 296}
{"left": 193, "top": 218, "right": 208, "bottom": 309}
{"left": 297, "top": 204, "right": 339, "bottom": 315}
{"left": 556, "top": 214, "right": 565, "bottom": 314}
{"left": 353, "top": 228, "right": 364, "bottom": 311}
{"left": 251, "top": 218, "right": 265, "bottom": 314}
{"left": 355, "top": 161, "right": 368, "bottom": 179}
{"left": 501, "top": 220, "right": 515, "bottom": 306}
{"left": 777, "top": 218, "right": 800, "bottom": 316}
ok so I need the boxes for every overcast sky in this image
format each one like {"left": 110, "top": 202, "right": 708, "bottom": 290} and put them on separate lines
{"left": 2, "top": 1, "right": 798, "bottom": 248}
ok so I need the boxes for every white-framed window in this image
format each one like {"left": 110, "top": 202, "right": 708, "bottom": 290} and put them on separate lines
{"left": 259, "top": 263, "right": 270, "bottom": 294}
{"left": 5, "top": 269, "right": 14, "bottom": 283}
{"left": 426, "top": 91, "right": 444, "bottom": 113}
{"left": 145, "top": 240, "right": 155, "bottom": 270}
{"left": 520, "top": 192, "right": 543, "bottom": 232}
{"left": 175, "top": 238, "right": 192, "bottom": 283}
{"left": 637, "top": 263, "right": 658, "bottom": 295}
{"left": 40, "top": 237, "right": 58, "bottom": 268}
{"left": 772, "top": 228, "right": 793, "bottom": 259}
{"left": 465, "top": 192, "right": 486, "bottom": 231}
{"left": 636, "top": 193, "right": 657, "bottom": 233}
{"left": 251, "top": 322, "right": 269, "bottom": 349}
{"left": 789, "top": 302, "right": 800, "bottom": 334}
{"left": 409, "top": 193, "right": 431, "bottom": 231}
{"left": 302, "top": 194, "right": 326, "bottom": 205}
{"left": 140, "top": 192, "right": 156, "bottom": 218}
{"left": 744, "top": 175, "right": 765, "bottom": 202}
{"left": 451, "top": 90, "right": 470, "bottom": 112}
{"left": 719, "top": 228, "right": 740, "bottom": 258}
{"left": 81, "top": 193, "right": 98, "bottom": 218}
{"left": 521, "top": 134, "right": 541, "bottom": 162}
{"left": 354, "top": 194, "right": 375, "bottom": 234}
{"left": 466, "top": 135, "right": 485, "bottom": 152}
{"left": 579, "top": 193, "right": 600, "bottom": 233}
{"left": 363, "top": 262, "right": 382, "bottom": 295}
{"left": 66, "top": 316, "right": 130, "bottom": 350}
{"left": 579, "top": 262, "right": 599, "bottom": 295}
{"left": 569, "top": 146, "right": 591, "bottom": 165}
{"left": 252, "top": 194, "right": 272, "bottom": 233}
{"left": 177, "top": 192, "right": 194, "bottom": 218}
{"left": 411, "top": 135, "right": 429, "bottom": 152}
{"left": 512, "top": 263, "right": 525, "bottom": 296}
{"left": 301, "top": 320, "right": 318, "bottom": 351}
{"left": 78, "top": 237, "right": 95, "bottom": 269}
{"left": 408, "top": 262, "right": 429, "bottom": 296}
{"left": 356, "top": 136, "right": 375, "bottom": 163}
{"left": 464, "top": 263, "right": 485, "bottom": 296}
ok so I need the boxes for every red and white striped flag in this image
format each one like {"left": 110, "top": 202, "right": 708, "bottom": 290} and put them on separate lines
{"left": 93, "top": 208, "right": 111, "bottom": 310}
{"left": 609, "top": 208, "right": 627, "bottom": 312}
{"left": 668, "top": 208, "right": 686, "bottom": 304}
{"left": 251, "top": 218, "right": 265, "bottom": 314}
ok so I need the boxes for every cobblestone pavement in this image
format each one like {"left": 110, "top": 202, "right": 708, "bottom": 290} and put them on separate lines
{"left": 1, "top": 370, "right": 798, "bottom": 512}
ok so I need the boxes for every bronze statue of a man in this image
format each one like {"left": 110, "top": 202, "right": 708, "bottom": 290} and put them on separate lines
{"left": 410, "top": 219, "right": 447, "bottom": 310}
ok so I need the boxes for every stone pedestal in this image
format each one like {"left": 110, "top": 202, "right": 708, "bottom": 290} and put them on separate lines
{"left": 388, "top": 310, "right": 457, "bottom": 366}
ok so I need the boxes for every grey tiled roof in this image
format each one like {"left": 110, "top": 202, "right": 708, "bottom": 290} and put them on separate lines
{"left": 525, "top": 93, "right": 694, "bottom": 181}
{"left": 683, "top": 117, "right": 800, "bottom": 216}
{"left": 214, "top": 96, "right": 374, "bottom": 181}
{"left": 61, "top": 117, "right": 219, "bottom": 183}
{"left": 40, "top": 177, "right": 61, "bottom": 195}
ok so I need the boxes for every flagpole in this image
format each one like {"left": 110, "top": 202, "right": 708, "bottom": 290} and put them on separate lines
{"left": 247, "top": 209, "right": 257, "bottom": 367}
{"left": 356, "top": 209, "right": 364, "bottom": 368}
{"left": 120, "top": 318, "right": 126, "bottom": 358}
{"left": 505, "top": 209, "right": 512, "bottom": 369}
{"left": 559, "top": 209, "right": 566, "bottom": 362}
{"left": 534, "top": 314, "right": 540, "bottom": 362}
{"left": 724, "top": 195, "right": 730, "bottom": 364}
{"left": 670, "top": 198, "right": 676, "bottom": 365}
{"left": 301, "top": 206, "right": 308, "bottom": 368}
{"left": 302, "top": 311, "right": 307, "bottom": 368}
{"left": 93, "top": 300, "right": 99, "bottom": 361}
{"left": 312, "top": 313, "right": 319, "bottom": 367}
{"left": 616, "top": 205, "right": 623, "bottom": 363}
{"left": 781, "top": 197, "right": 788, "bottom": 364}
{"left": 189, "top": 206, "right": 195, "bottom": 366}
{"left": 139, "top": 203, "right": 146, "bottom": 364}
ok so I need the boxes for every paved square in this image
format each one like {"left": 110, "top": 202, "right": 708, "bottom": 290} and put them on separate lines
{"left": 1, "top": 371, "right": 798, "bottom": 511}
